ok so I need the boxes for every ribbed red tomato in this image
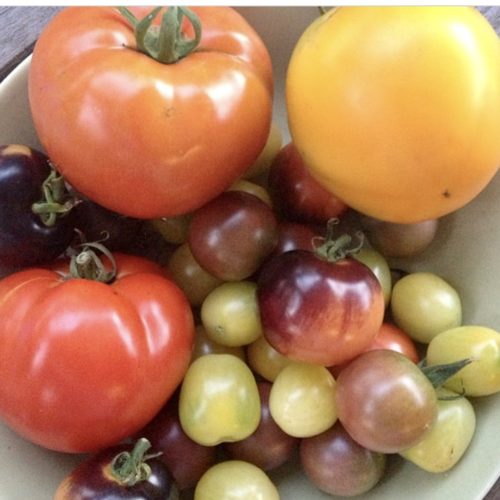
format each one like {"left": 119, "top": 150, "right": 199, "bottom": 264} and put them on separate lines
{"left": 0, "top": 252, "right": 194, "bottom": 453}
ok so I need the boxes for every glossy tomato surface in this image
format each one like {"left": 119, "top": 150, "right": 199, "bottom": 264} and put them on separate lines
{"left": 0, "top": 144, "right": 75, "bottom": 272}
{"left": 257, "top": 250, "right": 384, "bottom": 366}
{"left": 0, "top": 254, "right": 194, "bottom": 453}
{"left": 286, "top": 7, "right": 500, "bottom": 222}
{"left": 29, "top": 6, "right": 273, "bottom": 218}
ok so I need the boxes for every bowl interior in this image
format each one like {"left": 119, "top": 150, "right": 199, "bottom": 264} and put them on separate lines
{"left": 0, "top": 7, "right": 499, "bottom": 500}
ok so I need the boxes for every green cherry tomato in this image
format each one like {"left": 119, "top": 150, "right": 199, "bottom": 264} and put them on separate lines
{"left": 353, "top": 247, "right": 392, "bottom": 307}
{"left": 400, "top": 388, "right": 476, "bottom": 473}
{"left": 179, "top": 354, "right": 261, "bottom": 446}
{"left": 201, "top": 281, "right": 263, "bottom": 347}
{"left": 246, "top": 335, "right": 295, "bottom": 382}
{"left": 390, "top": 272, "right": 462, "bottom": 343}
{"left": 194, "top": 460, "right": 280, "bottom": 500}
{"left": 269, "top": 362, "right": 337, "bottom": 438}
{"left": 426, "top": 326, "right": 500, "bottom": 396}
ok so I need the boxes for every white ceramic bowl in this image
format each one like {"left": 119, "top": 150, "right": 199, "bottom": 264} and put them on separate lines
{"left": 0, "top": 7, "right": 499, "bottom": 500}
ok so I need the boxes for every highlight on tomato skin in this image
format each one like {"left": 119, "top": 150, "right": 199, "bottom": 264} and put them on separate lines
{"left": 0, "top": 144, "right": 76, "bottom": 273}
{"left": 257, "top": 248, "right": 385, "bottom": 367}
{"left": 300, "top": 421, "right": 387, "bottom": 497}
{"left": 0, "top": 251, "right": 195, "bottom": 454}
{"left": 286, "top": 6, "right": 500, "bottom": 223}
{"left": 335, "top": 350, "right": 438, "bottom": 454}
{"left": 267, "top": 142, "right": 348, "bottom": 225}
{"left": 28, "top": 6, "right": 274, "bottom": 219}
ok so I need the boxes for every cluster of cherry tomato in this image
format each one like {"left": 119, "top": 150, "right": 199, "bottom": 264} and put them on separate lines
{"left": 3, "top": 117, "right": 497, "bottom": 498}
{"left": 1, "top": 5, "right": 500, "bottom": 499}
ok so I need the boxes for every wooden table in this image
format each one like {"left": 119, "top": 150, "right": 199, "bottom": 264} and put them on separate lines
{"left": 0, "top": 6, "right": 499, "bottom": 500}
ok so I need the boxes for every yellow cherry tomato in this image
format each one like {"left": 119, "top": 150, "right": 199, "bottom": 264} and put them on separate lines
{"left": 286, "top": 7, "right": 500, "bottom": 223}
{"left": 400, "top": 388, "right": 476, "bottom": 473}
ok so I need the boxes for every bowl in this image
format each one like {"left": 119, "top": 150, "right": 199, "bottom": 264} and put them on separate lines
{"left": 0, "top": 6, "right": 499, "bottom": 499}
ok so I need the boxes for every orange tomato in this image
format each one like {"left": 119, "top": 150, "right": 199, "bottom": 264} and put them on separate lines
{"left": 286, "top": 7, "right": 500, "bottom": 223}
{"left": 29, "top": 7, "right": 273, "bottom": 218}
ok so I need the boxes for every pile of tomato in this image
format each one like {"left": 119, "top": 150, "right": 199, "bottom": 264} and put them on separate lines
{"left": 1, "top": 5, "right": 500, "bottom": 500}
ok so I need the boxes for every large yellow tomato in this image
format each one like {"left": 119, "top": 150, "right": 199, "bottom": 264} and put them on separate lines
{"left": 286, "top": 7, "right": 500, "bottom": 223}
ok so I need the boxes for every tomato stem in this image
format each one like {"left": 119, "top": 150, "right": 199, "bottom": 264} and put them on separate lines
{"left": 31, "top": 164, "right": 79, "bottom": 227}
{"left": 314, "top": 218, "right": 365, "bottom": 262}
{"left": 118, "top": 6, "right": 202, "bottom": 64}
{"left": 110, "top": 438, "right": 162, "bottom": 487}
{"left": 69, "top": 241, "right": 117, "bottom": 283}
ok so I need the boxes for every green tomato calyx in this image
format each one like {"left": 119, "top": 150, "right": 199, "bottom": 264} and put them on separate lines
{"left": 69, "top": 236, "right": 117, "bottom": 283}
{"left": 118, "top": 6, "right": 202, "bottom": 64}
{"left": 110, "top": 438, "right": 162, "bottom": 487}
{"left": 420, "top": 357, "right": 473, "bottom": 395}
{"left": 314, "top": 218, "right": 365, "bottom": 262}
{"left": 31, "top": 163, "right": 79, "bottom": 227}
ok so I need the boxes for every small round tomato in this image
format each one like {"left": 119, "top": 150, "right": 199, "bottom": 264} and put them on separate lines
{"left": 269, "top": 362, "right": 337, "bottom": 438}
{"left": 54, "top": 438, "right": 177, "bottom": 500}
{"left": 0, "top": 144, "right": 75, "bottom": 273}
{"left": 0, "top": 251, "right": 194, "bottom": 453}
{"left": 194, "top": 460, "right": 280, "bottom": 500}
{"left": 286, "top": 7, "right": 500, "bottom": 222}
{"left": 188, "top": 190, "right": 278, "bottom": 281}
{"left": 201, "top": 281, "right": 262, "bottom": 347}
{"left": 178, "top": 354, "right": 261, "bottom": 446}
{"left": 336, "top": 350, "right": 438, "bottom": 453}
{"left": 257, "top": 247, "right": 384, "bottom": 366}
{"left": 359, "top": 215, "right": 439, "bottom": 258}
{"left": 267, "top": 142, "right": 347, "bottom": 224}
{"left": 426, "top": 325, "right": 500, "bottom": 396}
{"left": 400, "top": 388, "right": 476, "bottom": 473}
{"left": 300, "top": 422, "right": 387, "bottom": 497}
{"left": 390, "top": 272, "right": 462, "bottom": 343}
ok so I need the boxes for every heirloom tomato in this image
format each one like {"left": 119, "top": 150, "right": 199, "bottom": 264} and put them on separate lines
{"left": 54, "top": 438, "right": 178, "bottom": 500}
{"left": 286, "top": 7, "right": 500, "bottom": 222}
{"left": 0, "top": 144, "right": 75, "bottom": 273}
{"left": 0, "top": 250, "right": 194, "bottom": 453}
{"left": 29, "top": 6, "right": 273, "bottom": 218}
{"left": 257, "top": 230, "right": 384, "bottom": 365}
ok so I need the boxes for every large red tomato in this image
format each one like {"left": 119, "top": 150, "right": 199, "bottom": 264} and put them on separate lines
{"left": 28, "top": 6, "right": 273, "bottom": 218}
{"left": 0, "top": 252, "right": 194, "bottom": 453}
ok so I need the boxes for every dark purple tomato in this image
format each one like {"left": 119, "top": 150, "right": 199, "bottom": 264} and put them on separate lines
{"left": 300, "top": 422, "right": 387, "bottom": 497}
{"left": 267, "top": 142, "right": 348, "bottom": 224}
{"left": 272, "top": 221, "right": 322, "bottom": 256}
{"left": 54, "top": 438, "right": 178, "bottom": 500}
{"left": 223, "top": 381, "right": 298, "bottom": 471}
{"left": 188, "top": 190, "right": 278, "bottom": 281}
{"left": 72, "top": 195, "right": 144, "bottom": 252}
{"left": 335, "top": 350, "right": 438, "bottom": 453}
{"left": 257, "top": 249, "right": 384, "bottom": 366}
{"left": 141, "top": 397, "right": 217, "bottom": 490}
{"left": 0, "top": 144, "right": 75, "bottom": 273}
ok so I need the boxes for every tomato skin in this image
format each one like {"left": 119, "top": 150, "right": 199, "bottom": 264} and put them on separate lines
{"left": 370, "top": 322, "right": 420, "bottom": 364}
{"left": 426, "top": 326, "right": 500, "bottom": 396}
{"left": 335, "top": 350, "right": 438, "bottom": 453}
{"left": 257, "top": 250, "right": 384, "bottom": 366}
{"left": 54, "top": 440, "right": 177, "bottom": 500}
{"left": 286, "top": 7, "right": 500, "bottom": 223}
{"left": 267, "top": 142, "right": 347, "bottom": 224}
{"left": 0, "top": 255, "right": 194, "bottom": 453}
{"left": 0, "top": 144, "right": 75, "bottom": 273}
{"left": 400, "top": 388, "right": 476, "bottom": 473}
{"left": 29, "top": 6, "right": 273, "bottom": 218}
